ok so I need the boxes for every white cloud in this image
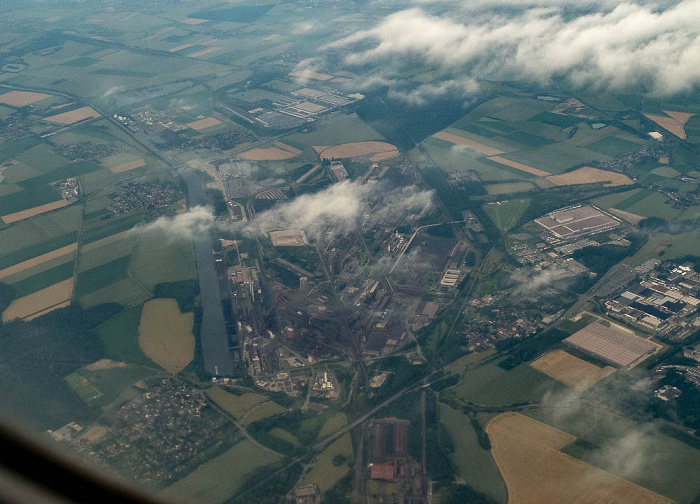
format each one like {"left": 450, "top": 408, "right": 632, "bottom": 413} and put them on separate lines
{"left": 328, "top": 1, "right": 700, "bottom": 96}
{"left": 132, "top": 206, "right": 216, "bottom": 240}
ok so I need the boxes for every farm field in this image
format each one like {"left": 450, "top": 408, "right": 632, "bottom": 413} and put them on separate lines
{"left": 96, "top": 305, "right": 156, "bottom": 367}
{"left": 160, "top": 439, "right": 282, "bottom": 504}
{"left": 529, "top": 350, "right": 615, "bottom": 391}
{"left": 205, "top": 388, "right": 268, "bottom": 421}
{"left": 242, "top": 400, "right": 288, "bottom": 425}
{"left": 0, "top": 243, "right": 77, "bottom": 279}
{"left": 484, "top": 199, "right": 531, "bottom": 232}
{"left": 2, "top": 278, "right": 73, "bottom": 322}
{"left": 44, "top": 106, "right": 101, "bottom": 124}
{"left": 485, "top": 182, "right": 536, "bottom": 195}
{"left": 546, "top": 167, "right": 634, "bottom": 187}
{"left": 284, "top": 113, "right": 384, "bottom": 146}
{"left": 315, "top": 141, "right": 399, "bottom": 161}
{"left": 452, "top": 360, "right": 563, "bottom": 406}
{"left": 439, "top": 404, "right": 507, "bottom": 503}
{"left": 529, "top": 405, "right": 700, "bottom": 503}
{"left": 238, "top": 142, "right": 301, "bottom": 161}
{"left": 628, "top": 228, "right": 700, "bottom": 266}
{"left": 1, "top": 199, "right": 69, "bottom": 224}
{"left": 302, "top": 433, "right": 353, "bottom": 492}
{"left": 488, "top": 413, "right": 670, "bottom": 504}
{"left": 318, "top": 412, "right": 348, "bottom": 439}
{"left": 129, "top": 230, "right": 197, "bottom": 289}
{"left": 138, "top": 299, "right": 194, "bottom": 374}
{"left": 0, "top": 91, "right": 52, "bottom": 107}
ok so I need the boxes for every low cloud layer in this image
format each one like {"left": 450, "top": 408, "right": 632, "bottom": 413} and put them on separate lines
{"left": 243, "top": 180, "right": 433, "bottom": 240}
{"left": 132, "top": 206, "right": 216, "bottom": 240}
{"left": 325, "top": 1, "right": 700, "bottom": 96}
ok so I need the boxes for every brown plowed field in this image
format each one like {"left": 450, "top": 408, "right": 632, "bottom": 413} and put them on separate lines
{"left": 487, "top": 413, "right": 671, "bottom": 504}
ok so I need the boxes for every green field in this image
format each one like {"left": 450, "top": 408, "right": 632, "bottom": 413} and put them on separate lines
{"left": 129, "top": 230, "right": 197, "bottom": 288}
{"left": 79, "top": 364, "right": 161, "bottom": 407}
{"left": 160, "top": 439, "right": 282, "bottom": 504}
{"left": 439, "top": 404, "right": 507, "bottom": 503}
{"left": 484, "top": 182, "right": 536, "bottom": 195}
{"left": 302, "top": 433, "right": 353, "bottom": 492}
{"left": 318, "top": 412, "right": 348, "bottom": 439}
{"left": 498, "top": 142, "right": 610, "bottom": 174}
{"left": 528, "top": 405, "right": 700, "bottom": 504}
{"left": 64, "top": 373, "right": 102, "bottom": 401}
{"left": 205, "top": 388, "right": 268, "bottom": 421}
{"left": 484, "top": 199, "right": 531, "bottom": 232}
{"left": 585, "top": 135, "right": 645, "bottom": 156}
{"left": 242, "top": 400, "right": 288, "bottom": 425}
{"left": 269, "top": 427, "right": 300, "bottom": 447}
{"left": 7, "top": 261, "right": 75, "bottom": 297}
{"left": 452, "top": 360, "right": 564, "bottom": 406}
{"left": 628, "top": 228, "right": 700, "bottom": 266}
{"left": 75, "top": 255, "right": 131, "bottom": 297}
{"left": 95, "top": 305, "right": 157, "bottom": 367}
{"left": 284, "top": 113, "right": 384, "bottom": 147}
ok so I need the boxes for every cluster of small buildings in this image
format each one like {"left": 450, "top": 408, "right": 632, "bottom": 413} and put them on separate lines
{"left": 90, "top": 379, "right": 234, "bottom": 486}
{"left": 54, "top": 177, "right": 80, "bottom": 203}
{"left": 54, "top": 141, "right": 120, "bottom": 162}
{"left": 311, "top": 369, "right": 338, "bottom": 399}
{"left": 604, "top": 262, "right": 700, "bottom": 341}
{"left": 108, "top": 181, "right": 182, "bottom": 217}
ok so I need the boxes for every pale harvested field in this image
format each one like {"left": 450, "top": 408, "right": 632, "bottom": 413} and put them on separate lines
{"left": 239, "top": 142, "right": 301, "bottom": 161}
{"left": 644, "top": 111, "right": 696, "bottom": 140}
{"left": 168, "top": 43, "right": 194, "bottom": 53}
{"left": 609, "top": 208, "right": 645, "bottom": 225}
{"left": 316, "top": 141, "right": 399, "bottom": 161}
{"left": 289, "top": 70, "right": 333, "bottom": 81}
{"left": 44, "top": 106, "right": 100, "bottom": 125}
{"left": 186, "top": 117, "right": 222, "bottom": 130}
{"left": 530, "top": 350, "right": 615, "bottom": 391}
{"left": 2, "top": 199, "right": 69, "bottom": 224}
{"left": 487, "top": 413, "right": 671, "bottom": 504}
{"left": 487, "top": 155, "right": 550, "bottom": 177}
{"left": 434, "top": 131, "right": 504, "bottom": 156}
{"left": 110, "top": 158, "right": 146, "bottom": 174}
{"left": 0, "top": 243, "right": 77, "bottom": 279}
{"left": 190, "top": 47, "right": 220, "bottom": 58}
{"left": 77, "top": 425, "right": 109, "bottom": 442}
{"left": 2, "top": 278, "right": 74, "bottom": 323}
{"left": 0, "top": 91, "right": 52, "bottom": 107}
{"left": 139, "top": 298, "right": 194, "bottom": 373}
{"left": 181, "top": 17, "right": 208, "bottom": 24}
{"left": 25, "top": 300, "right": 70, "bottom": 321}
{"left": 85, "top": 359, "right": 127, "bottom": 370}
{"left": 144, "top": 27, "right": 173, "bottom": 41}
{"left": 546, "top": 167, "right": 633, "bottom": 187}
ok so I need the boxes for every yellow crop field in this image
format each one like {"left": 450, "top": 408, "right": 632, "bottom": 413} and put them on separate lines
{"left": 138, "top": 299, "right": 194, "bottom": 373}
{"left": 186, "top": 117, "right": 222, "bottom": 130}
{"left": 644, "top": 111, "right": 695, "bottom": 140}
{"left": 609, "top": 208, "right": 644, "bottom": 225}
{"left": 0, "top": 243, "right": 77, "bottom": 279}
{"left": 2, "top": 199, "right": 69, "bottom": 224}
{"left": 529, "top": 350, "right": 615, "bottom": 391}
{"left": 315, "top": 141, "right": 399, "bottom": 161}
{"left": 2, "top": 278, "right": 74, "bottom": 323}
{"left": 239, "top": 142, "right": 301, "bottom": 161}
{"left": 487, "top": 413, "right": 671, "bottom": 504}
{"left": 546, "top": 167, "right": 633, "bottom": 187}
{"left": 487, "top": 155, "right": 551, "bottom": 177}
{"left": 110, "top": 159, "right": 146, "bottom": 174}
{"left": 206, "top": 388, "right": 268, "bottom": 421}
{"left": 0, "top": 91, "right": 52, "bottom": 107}
{"left": 44, "top": 106, "right": 100, "bottom": 124}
